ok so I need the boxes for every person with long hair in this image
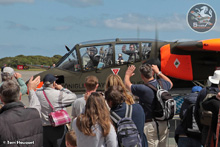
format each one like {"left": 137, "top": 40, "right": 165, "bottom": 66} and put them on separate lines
{"left": 105, "top": 74, "right": 135, "bottom": 105}
{"left": 105, "top": 86, "right": 148, "bottom": 147}
{"left": 71, "top": 92, "right": 118, "bottom": 147}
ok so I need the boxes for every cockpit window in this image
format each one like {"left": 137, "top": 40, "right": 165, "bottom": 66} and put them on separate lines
{"left": 57, "top": 49, "right": 81, "bottom": 72}
{"left": 80, "top": 45, "right": 113, "bottom": 71}
{"left": 115, "top": 44, "right": 139, "bottom": 64}
{"left": 142, "top": 43, "right": 152, "bottom": 59}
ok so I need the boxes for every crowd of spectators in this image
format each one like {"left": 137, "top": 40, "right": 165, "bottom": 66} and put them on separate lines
{"left": 1, "top": 64, "right": 220, "bottom": 147}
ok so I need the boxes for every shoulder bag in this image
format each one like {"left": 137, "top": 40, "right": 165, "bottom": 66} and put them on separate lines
{"left": 43, "top": 90, "right": 71, "bottom": 127}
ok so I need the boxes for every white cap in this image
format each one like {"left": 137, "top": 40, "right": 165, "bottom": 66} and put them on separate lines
{"left": 208, "top": 70, "right": 220, "bottom": 84}
{"left": 3, "top": 67, "right": 15, "bottom": 76}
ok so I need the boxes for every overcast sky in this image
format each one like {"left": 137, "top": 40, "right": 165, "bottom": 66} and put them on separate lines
{"left": 0, "top": 0, "right": 219, "bottom": 58}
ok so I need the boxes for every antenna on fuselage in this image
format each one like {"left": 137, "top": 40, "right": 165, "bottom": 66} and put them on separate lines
{"left": 154, "top": 24, "right": 158, "bottom": 59}
{"left": 145, "top": 24, "right": 161, "bottom": 68}
{"left": 149, "top": 24, "right": 159, "bottom": 61}
{"left": 137, "top": 26, "right": 140, "bottom": 39}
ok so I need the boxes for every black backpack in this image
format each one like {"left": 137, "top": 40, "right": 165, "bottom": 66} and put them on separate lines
{"left": 146, "top": 80, "right": 176, "bottom": 121}
{"left": 199, "top": 87, "right": 218, "bottom": 126}
{"left": 181, "top": 104, "right": 201, "bottom": 138}
{"left": 110, "top": 104, "right": 142, "bottom": 147}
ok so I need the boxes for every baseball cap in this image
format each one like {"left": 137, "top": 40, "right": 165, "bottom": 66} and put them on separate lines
{"left": 3, "top": 67, "right": 15, "bottom": 76}
{"left": 208, "top": 70, "right": 220, "bottom": 84}
{"left": 191, "top": 86, "right": 202, "bottom": 93}
{"left": 43, "top": 74, "right": 57, "bottom": 84}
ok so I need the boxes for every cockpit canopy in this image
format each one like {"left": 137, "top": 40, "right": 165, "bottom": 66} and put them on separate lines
{"left": 56, "top": 38, "right": 153, "bottom": 72}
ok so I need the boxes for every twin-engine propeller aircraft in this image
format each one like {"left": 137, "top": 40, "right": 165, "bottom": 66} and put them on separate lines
{"left": 31, "top": 38, "right": 220, "bottom": 93}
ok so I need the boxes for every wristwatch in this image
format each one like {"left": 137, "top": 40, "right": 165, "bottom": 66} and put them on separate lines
{"left": 157, "top": 71, "right": 162, "bottom": 76}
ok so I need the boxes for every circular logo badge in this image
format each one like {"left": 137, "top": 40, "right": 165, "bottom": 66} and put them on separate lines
{"left": 187, "top": 3, "right": 216, "bottom": 33}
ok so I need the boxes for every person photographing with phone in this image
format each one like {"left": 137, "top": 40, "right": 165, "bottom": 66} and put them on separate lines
{"left": 0, "top": 67, "right": 27, "bottom": 96}
{"left": 31, "top": 74, "right": 77, "bottom": 147}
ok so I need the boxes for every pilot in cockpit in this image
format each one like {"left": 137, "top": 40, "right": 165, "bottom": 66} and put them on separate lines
{"left": 87, "top": 47, "right": 98, "bottom": 57}
{"left": 122, "top": 44, "right": 139, "bottom": 62}
{"left": 86, "top": 47, "right": 100, "bottom": 69}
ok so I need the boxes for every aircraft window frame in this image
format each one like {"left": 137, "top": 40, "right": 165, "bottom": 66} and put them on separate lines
{"left": 115, "top": 43, "right": 140, "bottom": 64}
{"left": 79, "top": 44, "right": 113, "bottom": 71}
{"left": 56, "top": 48, "right": 81, "bottom": 72}
{"left": 141, "top": 42, "right": 152, "bottom": 60}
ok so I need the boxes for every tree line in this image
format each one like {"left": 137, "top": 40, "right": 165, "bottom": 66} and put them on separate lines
{"left": 0, "top": 55, "right": 62, "bottom": 68}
